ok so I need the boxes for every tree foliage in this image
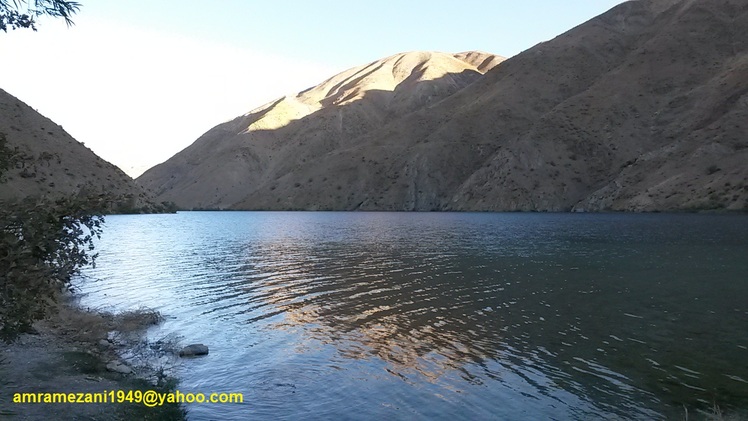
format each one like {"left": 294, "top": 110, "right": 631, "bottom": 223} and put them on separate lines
{"left": 0, "top": 196, "right": 104, "bottom": 339}
{"left": 0, "top": 133, "right": 105, "bottom": 340}
{"left": 0, "top": 0, "right": 80, "bottom": 32}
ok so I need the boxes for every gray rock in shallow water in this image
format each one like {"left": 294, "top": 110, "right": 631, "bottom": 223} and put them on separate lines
{"left": 179, "top": 344, "right": 209, "bottom": 357}
{"left": 106, "top": 361, "right": 132, "bottom": 374}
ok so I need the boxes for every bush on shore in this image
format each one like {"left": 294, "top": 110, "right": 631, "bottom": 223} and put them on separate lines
{"left": 0, "top": 132, "right": 106, "bottom": 340}
{"left": 0, "top": 194, "right": 105, "bottom": 340}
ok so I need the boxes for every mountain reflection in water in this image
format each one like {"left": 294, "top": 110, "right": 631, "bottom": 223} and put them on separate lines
{"left": 78, "top": 212, "right": 748, "bottom": 420}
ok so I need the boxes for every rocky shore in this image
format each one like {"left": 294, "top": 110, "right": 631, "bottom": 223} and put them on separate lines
{"left": 0, "top": 296, "right": 185, "bottom": 420}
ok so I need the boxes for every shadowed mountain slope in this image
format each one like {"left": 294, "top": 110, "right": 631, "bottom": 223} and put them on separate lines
{"left": 442, "top": 0, "right": 748, "bottom": 212}
{"left": 0, "top": 89, "right": 166, "bottom": 212}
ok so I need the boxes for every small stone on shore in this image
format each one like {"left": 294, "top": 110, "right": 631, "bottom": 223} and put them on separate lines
{"left": 106, "top": 361, "right": 132, "bottom": 374}
{"left": 179, "top": 344, "right": 209, "bottom": 357}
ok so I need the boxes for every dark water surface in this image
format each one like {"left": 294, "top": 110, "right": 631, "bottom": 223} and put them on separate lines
{"left": 76, "top": 212, "right": 748, "bottom": 420}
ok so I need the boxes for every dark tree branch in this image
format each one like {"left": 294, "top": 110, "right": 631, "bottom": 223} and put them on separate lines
{"left": 0, "top": 0, "right": 80, "bottom": 32}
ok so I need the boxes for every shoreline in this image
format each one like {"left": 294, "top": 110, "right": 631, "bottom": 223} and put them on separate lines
{"left": 0, "top": 295, "right": 185, "bottom": 420}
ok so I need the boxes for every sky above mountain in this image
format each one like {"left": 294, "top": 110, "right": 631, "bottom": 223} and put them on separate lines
{"left": 0, "top": 0, "right": 625, "bottom": 177}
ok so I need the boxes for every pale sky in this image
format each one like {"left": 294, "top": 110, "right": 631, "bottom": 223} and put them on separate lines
{"left": 0, "top": 1, "right": 625, "bottom": 178}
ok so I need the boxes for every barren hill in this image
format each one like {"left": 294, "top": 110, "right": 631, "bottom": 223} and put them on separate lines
{"left": 443, "top": 0, "right": 748, "bottom": 212}
{"left": 0, "top": 89, "right": 165, "bottom": 212}
{"left": 140, "top": 0, "right": 748, "bottom": 212}
{"left": 137, "top": 51, "right": 505, "bottom": 209}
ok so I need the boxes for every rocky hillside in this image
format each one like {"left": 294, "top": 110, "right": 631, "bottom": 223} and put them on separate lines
{"left": 0, "top": 89, "right": 168, "bottom": 213}
{"left": 140, "top": 0, "right": 748, "bottom": 212}
{"left": 137, "top": 51, "right": 505, "bottom": 209}
{"left": 444, "top": 0, "right": 748, "bottom": 212}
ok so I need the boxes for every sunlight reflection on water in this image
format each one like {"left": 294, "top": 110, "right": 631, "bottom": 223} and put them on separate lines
{"left": 77, "top": 212, "right": 748, "bottom": 420}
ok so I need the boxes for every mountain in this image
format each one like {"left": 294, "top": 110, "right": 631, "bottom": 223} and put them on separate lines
{"left": 137, "top": 51, "right": 505, "bottom": 209}
{"left": 0, "top": 88, "right": 168, "bottom": 213}
{"left": 444, "top": 0, "right": 748, "bottom": 212}
{"left": 140, "top": 0, "right": 748, "bottom": 212}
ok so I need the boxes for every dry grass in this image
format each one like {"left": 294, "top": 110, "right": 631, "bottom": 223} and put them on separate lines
{"left": 41, "top": 298, "right": 111, "bottom": 343}
{"left": 112, "top": 307, "right": 164, "bottom": 333}
{"left": 40, "top": 293, "right": 163, "bottom": 344}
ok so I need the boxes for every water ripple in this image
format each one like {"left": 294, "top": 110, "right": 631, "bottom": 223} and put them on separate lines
{"left": 76, "top": 212, "right": 748, "bottom": 420}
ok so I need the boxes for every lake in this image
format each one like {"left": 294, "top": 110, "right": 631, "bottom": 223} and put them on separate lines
{"left": 75, "top": 212, "right": 748, "bottom": 420}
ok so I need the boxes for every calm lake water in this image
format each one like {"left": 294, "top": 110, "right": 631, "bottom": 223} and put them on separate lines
{"left": 76, "top": 212, "right": 748, "bottom": 420}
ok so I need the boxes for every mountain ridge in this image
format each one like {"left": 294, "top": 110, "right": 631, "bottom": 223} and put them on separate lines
{"left": 139, "top": 0, "right": 748, "bottom": 212}
{"left": 138, "top": 51, "right": 505, "bottom": 209}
